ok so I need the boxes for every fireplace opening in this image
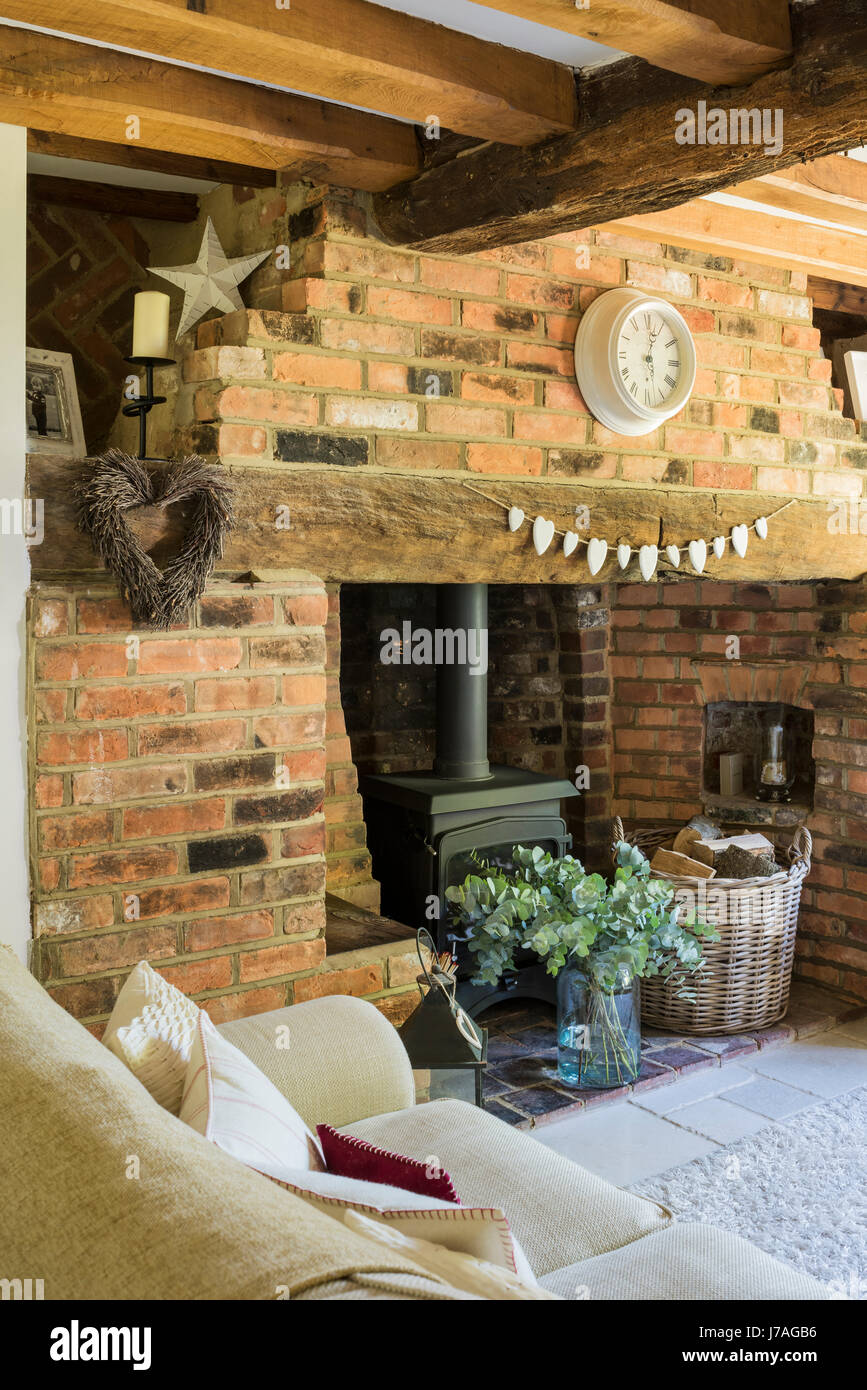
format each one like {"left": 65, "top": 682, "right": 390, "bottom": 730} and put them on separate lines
{"left": 702, "top": 700, "right": 815, "bottom": 825}
{"left": 338, "top": 581, "right": 587, "bottom": 1014}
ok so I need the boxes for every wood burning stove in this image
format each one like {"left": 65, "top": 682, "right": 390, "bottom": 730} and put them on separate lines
{"left": 360, "top": 583, "right": 579, "bottom": 1016}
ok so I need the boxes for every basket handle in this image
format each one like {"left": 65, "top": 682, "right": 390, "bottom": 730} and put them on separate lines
{"left": 788, "top": 824, "right": 812, "bottom": 871}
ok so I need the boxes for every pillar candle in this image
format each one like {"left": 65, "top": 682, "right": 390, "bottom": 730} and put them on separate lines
{"left": 720, "top": 752, "right": 744, "bottom": 798}
{"left": 132, "top": 291, "right": 171, "bottom": 358}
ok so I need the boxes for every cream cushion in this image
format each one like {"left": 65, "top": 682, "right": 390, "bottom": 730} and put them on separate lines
{"left": 180, "top": 1012, "right": 324, "bottom": 1176}
{"left": 539, "top": 1224, "right": 829, "bottom": 1300}
{"left": 343, "top": 1098, "right": 672, "bottom": 1278}
{"left": 272, "top": 1167, "right": 535, "bottom": 1283}
{"left": 344, "top": 1210, "right": 557, "bottom": 1300}
{"left": 0, "top": 947, "right": 491, "bottom": 1300}
{"left": 102, "top": 959, "right": 200, "bottom": 1114}
{"left": 218, "top": 995, "right": 415, "bottom": 1128}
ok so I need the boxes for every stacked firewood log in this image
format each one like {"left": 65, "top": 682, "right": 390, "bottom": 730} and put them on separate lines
{"left": 649, "top": 816, "right": 780, "bottom": 880}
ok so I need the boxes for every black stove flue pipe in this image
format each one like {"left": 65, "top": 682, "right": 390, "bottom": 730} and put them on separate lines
{"left": 433, "top": 583, "right": 491, "bottom": 781}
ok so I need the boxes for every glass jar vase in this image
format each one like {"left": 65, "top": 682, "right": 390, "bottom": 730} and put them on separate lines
{"left": 557, "top": 964, "right": 641, "bottom": 1089}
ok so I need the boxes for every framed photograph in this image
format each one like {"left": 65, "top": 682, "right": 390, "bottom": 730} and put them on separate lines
{"left": 844, "top": 349, "right": 867, "bottom": 423}
{"left": 25, "top": 348, "right": 86, "bottom": 457}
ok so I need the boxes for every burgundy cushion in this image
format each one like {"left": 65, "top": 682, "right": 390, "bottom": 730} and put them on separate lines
{"left": 316, "top": 1124, "right": 460, "bottom": 1205}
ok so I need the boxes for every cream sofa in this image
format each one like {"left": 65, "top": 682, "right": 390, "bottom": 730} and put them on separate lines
{"left": 0, "top": 946, "right": 826, "bottom": 1300}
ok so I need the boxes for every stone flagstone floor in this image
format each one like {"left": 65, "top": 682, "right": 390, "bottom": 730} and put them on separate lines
{"left": 479, "top": 981, "right": 867, "bottom": 1130}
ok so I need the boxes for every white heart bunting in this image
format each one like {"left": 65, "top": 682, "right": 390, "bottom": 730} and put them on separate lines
{"left": 731, "top": 523, "right": 749, "bottom": 558}
{"left": 485, "top": 486, "right": 782, "bottom": 576}
{"left": 587, "top": 537, "right": 608, "bottom": 576}
{"left": 533, "top": 515, "right": 555, "bottom": 555}
{"left": 638, "top": 544, "right": 659, "bottom": 582}
{"left": 688, "top": 539, "right": 707, "bottom": 575}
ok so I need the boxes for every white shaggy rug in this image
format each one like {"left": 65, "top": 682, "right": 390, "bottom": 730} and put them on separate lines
{"left": 629, "top": 1087, "right": 867, "bottom": 1298}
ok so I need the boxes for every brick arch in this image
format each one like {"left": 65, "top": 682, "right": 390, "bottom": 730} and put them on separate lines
{"left": 691, "top": 659, "right": 810, "bottom": 707}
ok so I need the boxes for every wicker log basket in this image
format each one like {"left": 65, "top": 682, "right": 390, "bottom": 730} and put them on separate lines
{"left": 611, "top": 816, "right": 812, "bottom": 1035}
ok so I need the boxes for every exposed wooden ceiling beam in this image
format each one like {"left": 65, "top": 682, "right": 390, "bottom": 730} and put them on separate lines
{"left": 373, "top": 1, "right": 867, "bottom": 253}
{"left": 470, "top": 0, "right": 792, "bottom": 85}
{"left": 28, "top": 173, "right": 199, "bottom": 222}
{"left": 2, "top": 0, "right": 576, "bottom": 145}
{"left": 27, "top": 130, "right": 278, "bottom": 189}
{"left": 733, "top": 157, "right": 867, "bottom": 237}
{"left": 808, "top": 277, "right": 867, "bottom": 317}
{"left": 800, "top": 154, "right": 867, "bottom": 203}
{"left": 0, "top": 27, "right": 418, "bottom": 193}
{"left": 605, "top": 198, "right": 867, "bottom": 289}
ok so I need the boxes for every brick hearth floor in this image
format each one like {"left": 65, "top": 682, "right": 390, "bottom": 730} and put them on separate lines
{"left": 480, "top": 982, "right": 867, "bottom": 1172}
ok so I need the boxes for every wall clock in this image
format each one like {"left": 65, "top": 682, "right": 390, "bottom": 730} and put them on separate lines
{"left": 574, "top": 287, "right": 697, "bottom": 436}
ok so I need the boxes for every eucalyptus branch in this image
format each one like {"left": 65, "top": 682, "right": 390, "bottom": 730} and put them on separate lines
{"left": 446, "top": 841, "right": 718, "bottom": 993}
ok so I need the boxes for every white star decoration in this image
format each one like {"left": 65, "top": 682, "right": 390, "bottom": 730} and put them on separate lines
{"left": 150, "top": 218, "right": 271, "bottom": 340}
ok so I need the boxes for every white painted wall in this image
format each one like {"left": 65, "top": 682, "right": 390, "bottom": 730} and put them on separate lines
{"left": 365, "top": 1, "right": 622, "bottom": 64}
{"left": 0, "top": 124, "right": 31, "bottom": 962}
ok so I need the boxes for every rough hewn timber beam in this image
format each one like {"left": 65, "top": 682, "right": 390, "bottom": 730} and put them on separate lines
{"left": 28, "top": 174, "right": 199, "bottom": 222}
{"left": 799, "top": 153, "right": 867, "bottom": 203}
{"left": 0, "top": 26, "right": 418, "bottom": 193}
{"left": 3, "top": 0, "right": 576, "bottom": 145}
{"left": 27, "top": 130, "right": 278, "bottom": 189}
{"left": 26, "top": 457, "right": 867, "bottom": 584}
{"left": 373, "top": 1, "right": 867, "bottom": 253}
{"left": 808, "top": 277, "right": 867, "bottom": 317}
{"left": 470, "top": 0, "right": 791, "bottom": 86}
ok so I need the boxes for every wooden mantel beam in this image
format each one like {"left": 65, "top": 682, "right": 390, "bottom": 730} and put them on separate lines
{"left": 470, "top": 0, "right": 792, "bottom": 86}
{"left": 0, "top": 26, "right": 418, "bottom": 193}
{"left": 26, "top": 458, "right": 867, "bottom": 585}
{"left": 373, "top": 1, "right": 867, "bottom": 253}
{"left": 1, "top": 0, "right": 576, "bottom": 146}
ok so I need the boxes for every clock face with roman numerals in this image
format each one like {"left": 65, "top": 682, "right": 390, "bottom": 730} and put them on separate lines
{"left": 573, "top": 288, "right": 697, "bottom": 437}
{"left": 617, "top": 308, "right": 683, "bottom": 411}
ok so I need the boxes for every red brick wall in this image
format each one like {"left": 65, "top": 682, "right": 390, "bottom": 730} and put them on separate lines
{"left": 177, "top": 189, "right": 866, "bottom": 504}
{"left": 29, "top": 581, "right": 331, "bottom": 1027}
{"left": 610, "top": 579, "right": 867, "bottom": 1001}
{"left": 324, "top": 583, "right": 380, "bottom": 910}
{"left": 552, "top": 585, "right": 613, "bottom": 871}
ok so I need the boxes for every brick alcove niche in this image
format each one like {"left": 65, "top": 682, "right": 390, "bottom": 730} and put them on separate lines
{"left": 25, "top": 179, "right": 867, "bottom": 1033}
{"left": 697, "top": 662, "right": 815, "bottom": 819}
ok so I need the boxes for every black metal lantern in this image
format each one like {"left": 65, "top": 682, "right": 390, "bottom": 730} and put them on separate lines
{"left": 399, "top": 929, "right": 488, "bottom": 1107}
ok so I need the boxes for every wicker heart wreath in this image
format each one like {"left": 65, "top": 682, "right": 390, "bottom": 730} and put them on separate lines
{"left": 76, "top": 450, "right": 235, "bottom": 630}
